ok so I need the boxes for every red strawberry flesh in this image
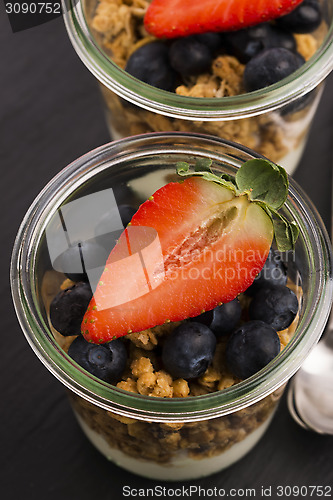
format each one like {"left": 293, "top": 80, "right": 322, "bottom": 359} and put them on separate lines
{"left": 144, "top": 0, "right": 304, "bottom": 39}
{"left": 81, "top": 177, "right": 273, "bottom": 343}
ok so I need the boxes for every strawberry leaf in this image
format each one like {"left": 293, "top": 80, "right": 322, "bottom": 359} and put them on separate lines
{"left": 271, "top": 217, "right": 295, "bottom": 252}
{"left": 260, "top": 205, "right": 300, "bottom": 251}
{"left": 176, "top": 158, "right": 299, "bottom": 251}
{"left": 277, "top": 165, "right": 289, "bottom": 192}
{"left": 194, "top": 158, "right": 213, "bottom": 172}
{"left": 235, "top": 159, "right": 298, "bottom": 249}
{"left": 289, "top": 221, "right": 300, "bottom": 247}
{"left": 235, "top": 159, "right": 288, "bottom": 210}
{"left": 176, "top": 160, "right": 237, "bottom": 193}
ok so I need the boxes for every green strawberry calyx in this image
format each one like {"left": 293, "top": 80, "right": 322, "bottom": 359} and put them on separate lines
{"left": 176, "top": 158, "right": 299, "bottom": 252}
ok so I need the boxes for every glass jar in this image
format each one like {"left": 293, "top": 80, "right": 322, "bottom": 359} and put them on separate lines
{"left": 11, "top": 133, "right": 332, "bottom": 481}
{"left": 62, "top": 0, "right": 333, "bottom": 175}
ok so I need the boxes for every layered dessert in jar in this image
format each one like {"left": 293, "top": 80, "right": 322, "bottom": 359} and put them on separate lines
{"left": 42, "top": 154, "right": 302, "bottom": 480}
{"left": 78, "top": 0, "right": 330, "bottom": 173}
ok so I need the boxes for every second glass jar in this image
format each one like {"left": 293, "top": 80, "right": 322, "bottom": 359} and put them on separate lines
{"left": 63, "top": 0, "right": 333, "bottom": 174}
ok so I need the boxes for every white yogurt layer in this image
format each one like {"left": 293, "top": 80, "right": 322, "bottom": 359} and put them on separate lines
{"left": 278, "top": 137, "right": 307, "bottom": 175}
{"left": 74, "top": 410, "right": 275, "bottom": 481}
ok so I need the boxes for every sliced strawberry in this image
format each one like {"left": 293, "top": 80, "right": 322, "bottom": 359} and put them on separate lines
{"left": 144, "top": 0, "right": 303, "bottom": 39}
{"left": 82, "top": 176, "right": 274, "bottom": 343}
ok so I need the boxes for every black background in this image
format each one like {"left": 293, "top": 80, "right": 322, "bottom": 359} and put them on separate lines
{"left": 5, "top": 0, "right": 62, "bottom": 32}
{"left": 1, "top": 8, "right": 333, "bottom": 500}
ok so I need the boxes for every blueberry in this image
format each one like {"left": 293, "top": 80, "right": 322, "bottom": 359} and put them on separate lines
{"left": 246, "top": 250, "right": 288, "bottom": 295}
{"left": 244, "top": 47, "right": 305, "bottom": 92}
{"left": 276, "top": 0, "right": 323, "bottom": 34}
{"left": 94, "top": 204, "right": 137, "bottom": 252}
{"left": 224, "top": 23, "right": 296, "bottom": 63}
{"left": 268, "top": 25, "right": 297, "bottom": 52}
{"left": 226, "top": 320, "right": 281, "bottom": 379}
{"left": 162, "top": 322, "right": 216, "bottom": 379}
{"left": 192, "top": 298, "right": 242, "bottom": 336}
{"left": 249, "top": 284, "right": 299, "bottom": 331}
{"left": 68, "top": 336, "right": 127, "bottom": 383}
{"left": 224, "top": 28, "right": 266, "bottom": 63}
{"left": 193, "top": 32, "right": 224, "bottom": 54}
{"left": 54, "top": 239, "right": 109, "bottom": 282}
{"left": 191, "top": 309, "right": 214, "bottom": 328}
{"left": 50, "top": 282, "right": 92, "bottom": 336}
{"left": 125, "top": 42, "right": 177, "bottom": 91}
{"left": 169, "top": 36, "right": 213, "bottom": 76}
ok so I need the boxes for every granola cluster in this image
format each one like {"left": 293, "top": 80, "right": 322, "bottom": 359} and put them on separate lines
{"left": 91, "top": 0, "right": 152, "bottom": 68}
{"left": 69, "top": 388, "right": 281, "bottom": 463}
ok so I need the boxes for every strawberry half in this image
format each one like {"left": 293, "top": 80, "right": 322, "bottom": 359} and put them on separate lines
{"left": 144, "top": 0, "right": 303, "bottom": 39}
{"left": 81, "top": 159, "right": 298, "bottom": 343}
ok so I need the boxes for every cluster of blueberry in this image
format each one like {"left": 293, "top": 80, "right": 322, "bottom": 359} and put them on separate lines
{"left": 50, "top": 240, "right": 299, "bottom": 387}
{"left": 49, "top": 203, "right": 136, "bottom": 383}
{"left": 125, "top": 0, "right": 322, "bottom": 94}
{"left": 161, "top": 250, "right": 298, "bottom": 381}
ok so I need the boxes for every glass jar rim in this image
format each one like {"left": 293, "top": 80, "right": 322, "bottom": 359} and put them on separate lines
{"left": 62, "top": 0, "right": 333, "bottom": 120}
{"left": 10, "top": 132, "right": 333, "bottom": 422}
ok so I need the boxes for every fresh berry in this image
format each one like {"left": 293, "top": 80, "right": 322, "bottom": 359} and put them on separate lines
{"left": 54, "top": 239, "right": 109, "bottom": 282}
{"left": 169, "top": 36, "right": 213, "bottom": 76}
{"left": 81, "top": 159, "right": 298, "bottom": 343}
{"left": 68, "top": 336, "right": 127, "bottom": 382}
{"left": 82, "top": 180, "right": 272, "bottom": 342}
{"left": 193, "top": 32, "right": 224, "bottom": 54}
{"left": 249, "top": 284, "right": 299, "bottom": 330}
{"left": 224, "top": 23, "right": 296, "bottom": 63}
{"left": 224, "top": 26, "right": 267, "bottom": 64}
{"left": 226, "top": 320, "right": 281, "bottom": 379}
{"left": 276, "top": 0, "right": 322, "bottom": 34}
{"left": 144, "top": 0, "right": 303, "bottom": 39}
{"left": 125, "top": 42, "right": 178, "bottom": 91}
{"left": 246, "top": 249, "right": 287, "bottom": 295}
{"left": 244, "top": 47, "right": 305, "bottom": 92}
{"left": 192, "top": 298, "right": 242, "bottom": 336}
{"left": 162, "top": 322, "right": 216, "bottom": 379}
{"left": 270, "top": 25, "right": 297, "bottom": 52}
{"left": 50, "top": 282, "right": 92, "bottom": 336}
